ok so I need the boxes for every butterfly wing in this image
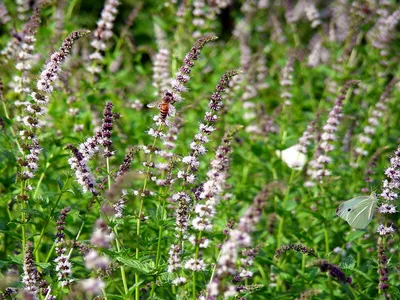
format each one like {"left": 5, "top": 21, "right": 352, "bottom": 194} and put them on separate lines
{"left": 347, "top": 196, "right": 377, "bottom": 229}
{"left": 336, "top": 196, "right": 369, "bottom": 220}
{"left": 336, "top": 196, "right": 377, "bottom": 229}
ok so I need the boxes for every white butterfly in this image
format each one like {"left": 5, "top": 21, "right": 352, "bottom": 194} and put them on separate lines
{"left": 336, "top": 193, "right": 378, "bottom": 229}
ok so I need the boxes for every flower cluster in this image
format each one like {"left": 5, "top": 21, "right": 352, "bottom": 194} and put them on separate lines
{"left": 184, "top": 127, "right": 239, "bottom": 276}
{"left": 68, "top": 102, "right": 117, "bottom": 194}
{"left": 306, "top": 80, "right": 359, "bottom": 185}
{"left": 355, "top": 78, "right": 396, "bottom": 157}
{"left": 192, "top": 0, "right": 207, "bottom": 38}
{"left": 377, "top": 238, "right": 390, "bottom": 299}
{"left": 16, "top": 0, "right": 29, "bottom": 20}
{"left": 184, "top": 258, "right": 206, "bottom": 271}
{"left": 206, "top": 186, "right": 270, "bottom": 299}
{"left": 274, "top": 243, "right": 316, "bottom": 258}
{"left": 22, "top": 242, "right": 40, "bottom": 299}
{"left": 167, "top": 244, "right": 182, "bottom": 276}
{"left": 115, "top": 148, "right": 136, "bottom": 179}
{"left": 54, "top": 207, "right": 72, "bottom": 287}
{"left": 17, "top": 29, "right": 89, "bottom": 181}
{"left": 171, "top": 70, "right": 241, "bottom": 246}
{"left": 100, "top": 102, "right": 115, "bottom": 158}
{"left": 152, "top": 45, "right": 170, "bottom": 96}
{"left": 91, "top": 219, "right": 114, "bottom": 248}
{"left": 38, "top": 29, "right": 90, "bottom": 93}
{"left": 17, "top": 29, "right": 89, "bottom": 175}
{"left": 21, "top": 138, "right": 40, "bottom": 180}
{"left": 256, "top": 50, "right": 269, "bottom": 90}
{"left": 296, "top": 113, "right": 319, "bottom": 154}
{"left": 83, "top": 219, "right": 112, "bottom": 275}
{"left": 304, "top": 0, "right": 321, "bottom": 28}
{"left": 270, "top": 14, "right": 286, "bottom": 44}
{"left": 39, "top": 280, "right": 55, "bottom": 300}
{"left": 180, "top": 69, "right": 242, "bottom": 184}
{"left": 280, "top": 54, "right": 295, "bottom": 106}
{"left": 89, "top": 0, "right": 120, "bottom": 73}
{"left": 150, "top": 34, "right": 218, "bottom": 129}
{"left": 80, "top": 278, "right": 106, "bottom": 296}
{"left": 307, "top": 34, "right": 329, "bottom": 68}
{"left": 377, "top": 145, "right": 399, "bottom": 236}
{"left": 295, "top": 289, "right": 322, "bottom": 300}
{"left": 162, "top": 115, "right": 183, "bottom": 159}
{"left": 171, "top": 192, "right": 192, "bottom": 234}
{"left": 192, "top": 126, "right": 239, "bottom": 233}
{"left": 234, "top": 247, "right": 258, "bottom": 282}
{"left": 67, "top": 144, "right": 98, "bottom": 195}
{"left": 234, "top": 19, "right": 251, "bottom": 72}
{"left": 316, "top": 260, "right": 352, "bottom": 284}
{"left": 0, "top": 1, "right": 10, "bottom": 24}
{"left": 11, "top": 2, "right": 45, "bottom": 94}
{"left": 367, "top": 8, "right": 400, "bottom": 59}
{"left": 330, "top": 0, "right": 350, "bottom": 42}
{"left": 113, "top": 189, "right": 127, "bottom": 218}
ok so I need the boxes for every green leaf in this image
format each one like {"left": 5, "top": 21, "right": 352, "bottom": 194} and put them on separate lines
{"left": 0, "top": 229, "right": 22, "bottom": 240}
{"left": 346, "top": 231, "right": 365, "bottom": 242}
{"left": 340, "top": 255, "right": 356, "bottom": 276}
{"left": 116, "top": 257, "right": 156, "bottom": 275}
{"left": 9, "top": 254, "right": 23, "bottom": 265}
{"left": 128, "top": 281, "right": 144, "bottom": 296}
{"left": 105, "top": 294, "right": 125, "bottom": 299}
{"left": 64, "top": 188, "right": 76, "bottom": 196}
{"left": 20, "top": 208, "right": 46, "bottom": 219}
{"left": 284, "top": 199, "right": 298, "bottom": 211}
{"left": 158, "top": 272, "right": 173, "bottom": 284}
{"left": 37, "top": 262, "right": 51, "bottom": 269}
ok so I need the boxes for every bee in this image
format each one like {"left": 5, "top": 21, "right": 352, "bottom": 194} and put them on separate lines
{"left": 147, "top": 91, "right": 176, "bottom": 120}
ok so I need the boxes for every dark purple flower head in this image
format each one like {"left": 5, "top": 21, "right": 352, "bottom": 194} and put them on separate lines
{"left": 317, "top": 260, "right": 351, "bottom": 284}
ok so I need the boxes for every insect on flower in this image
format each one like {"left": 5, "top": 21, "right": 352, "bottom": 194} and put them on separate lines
{"left": 147, "top": 91, "right": 176, "bottom": 121}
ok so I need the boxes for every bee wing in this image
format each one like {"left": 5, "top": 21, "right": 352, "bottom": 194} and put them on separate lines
{"left": 147, "top": 101, "right": 160, "bottom": 108}
{"left": 168, "top": 104, "right": 176, "bottom": 117}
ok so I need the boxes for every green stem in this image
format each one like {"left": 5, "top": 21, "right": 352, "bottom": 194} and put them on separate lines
{"left": 45, "top": 242, "right": 56, "bottom": 263}
{"left": 20, "top": 180, "right": 26, "bottom": 254}
{"left": 102, "top": 288, "right": 108, "bottom": 300}
{"left": 34, "top": 178, "right": 70, "bottom": 254}
{"left": 289, "top": 23, "right": 300, "bottom": 47}
{"left": 1, "top": 101, "right": 23, "bottom": 155}
{"left": 106, "top": 156, "right": 112, "bottom": 192}
{"left": 150, "top": 183, "right": 169, "bottom": 297}
{"left": 208, "top": 237, "right": 227, "bottom": 287}
{"left": 324, "top": 226, "right": 330, "bottom": 255}
{"left": 106, "top": 156, "right": 128, "bottom": 297}
{"left": 155, "top": 226, "right": 163, "bottom": 268}
{"left": 150, "top": 225, "right": 163, "bottom": 297}
{"left": 277, "top": 169, "right": 296, "bottom": 248}
{"left": 135, "top": 197, "right": 144, "bottom": 300}
{"left": 135, "top": 127, "right": 162, "bottom": 300}
{"left": 192, "top": 231, "right": 202, "bottom": 299}
{"left": 116, "top": 234, "right": 129, "bottom": 296}
{"left": 320, "top": 184, "right": 330, "bottom": 255}
{"left": 34, "top": 160, "right": 51, "bottom": 200}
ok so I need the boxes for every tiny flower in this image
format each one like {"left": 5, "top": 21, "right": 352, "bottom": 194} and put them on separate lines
{"left": 184, "top": 258, "right": 206, "bottom": 271}
{"left": 80, "top": 278, "right": 105, "bottom": 295}
{"left": 172, "top": 276, "right": 187, "bottom": 286}
{"left": 377, "top": 224, "right": 395, "bottom": 235}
